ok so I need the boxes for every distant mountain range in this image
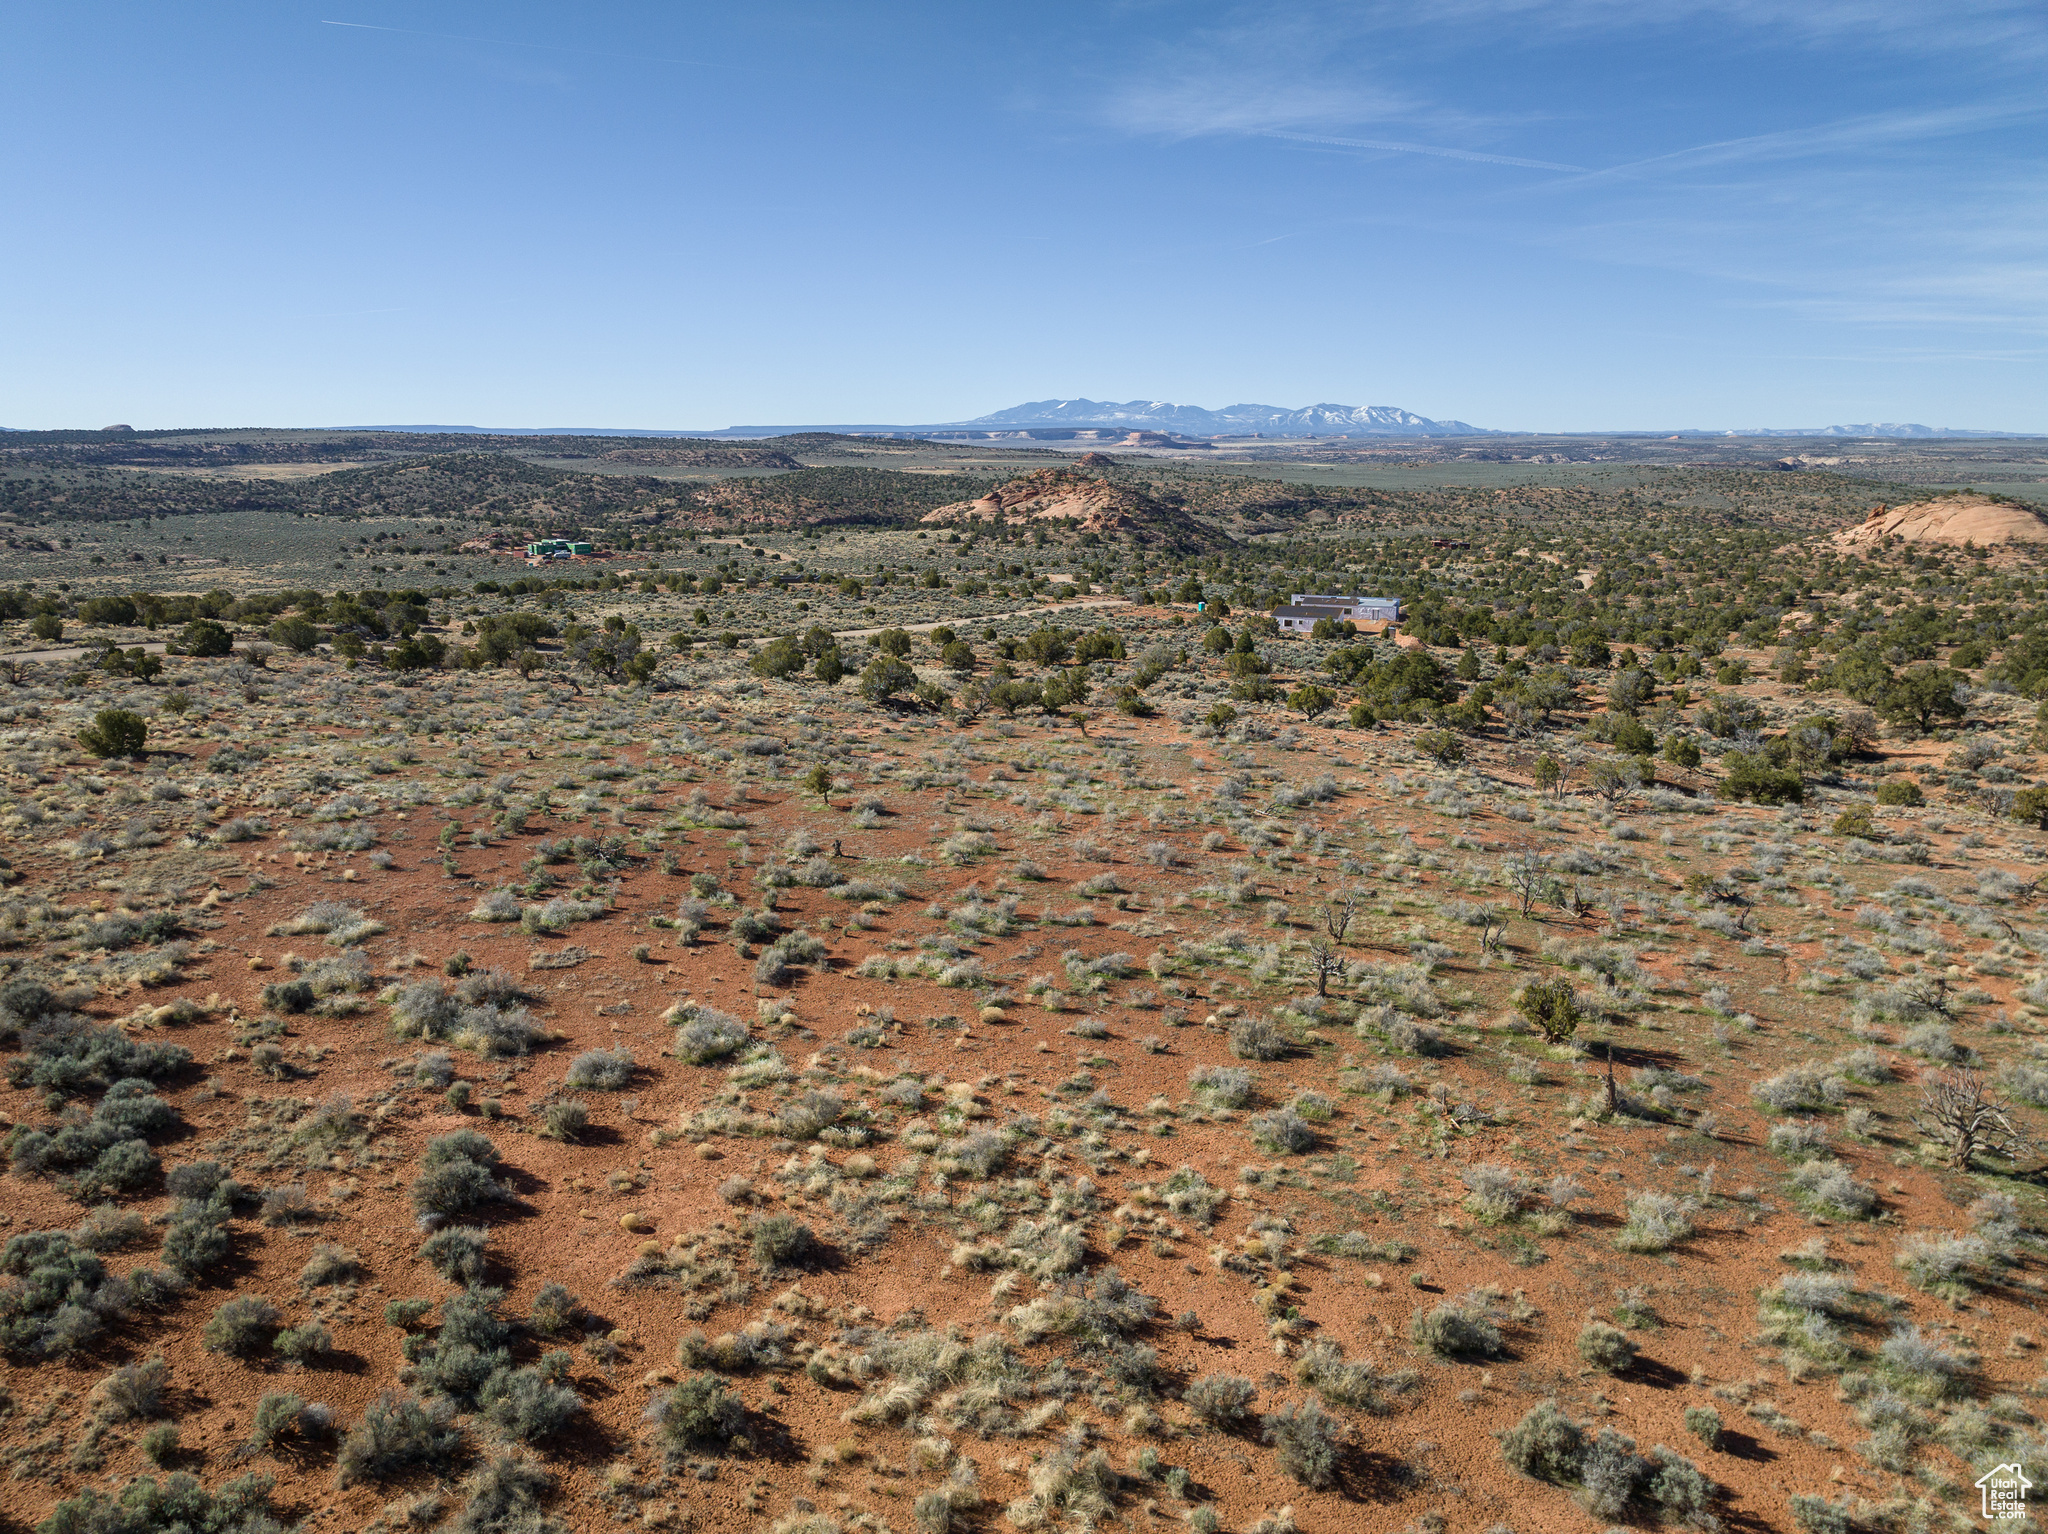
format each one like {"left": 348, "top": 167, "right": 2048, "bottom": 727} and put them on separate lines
{"left": 956, "top": 398, "right": 1490, "bottom": 436}
{"left": 333, "top": 404, "right": 2031, "bottom": 439}
{"left": 1721, "top": 423, "right": 2018, "bottom": 438}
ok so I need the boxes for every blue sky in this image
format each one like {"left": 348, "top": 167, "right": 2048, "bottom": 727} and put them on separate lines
{"left": 4, "top": 1, "right": 2042, "bottom": 431}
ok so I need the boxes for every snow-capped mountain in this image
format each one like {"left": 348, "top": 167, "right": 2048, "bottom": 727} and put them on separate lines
{"left": 962, "top": 398, "right": 1492, "bottom": 436}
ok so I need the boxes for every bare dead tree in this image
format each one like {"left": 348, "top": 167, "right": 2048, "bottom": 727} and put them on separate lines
{"left": 1319, "top": 888, "right": 1359, "bottom": 945}
{"left": 1550, "top": 879, "right": 1595, "bottom": 919}
{"left": 1479, "top": 910, "right": 1509, "bottom": 955}
{"left": 1308, "top": 940, "right": 1344, "bottom": 998}
{"left": 1913, "top": 1069, "right": 2030, "bottom": 1171}
{"left": 1500, "top": 849, "right": 1551, "bottom": 919}
{"left": 1901, "top": 973, "right": 1957, "bottom": 1020}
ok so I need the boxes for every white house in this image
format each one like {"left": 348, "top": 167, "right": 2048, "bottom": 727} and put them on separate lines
{"left": 1296, "top": 593, "right": 1400, "bottom": 621}
{"left": 1270, "top": 593, "right": 1401, "bottom": 635}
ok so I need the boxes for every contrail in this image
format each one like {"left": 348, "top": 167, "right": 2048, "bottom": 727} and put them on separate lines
{"left": 1267, "top": 130, "right": 1585, "bottom": 173}
{"left": 319, "top": 19, "right": 732, "bottom": 69}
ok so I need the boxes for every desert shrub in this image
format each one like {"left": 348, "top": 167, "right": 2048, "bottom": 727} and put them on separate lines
{"left": 1160, "top": 1167, "right": 1228, "bottom": 1227}
{"left": 915, "top": 1489, "right": 955, "bottom": 1534}
{"left": 1580, "top": 1427, "right": 1649, "bottom": 1518}
{"left": 1790, "top": 1494, "right": 1853, "bottom": 1534}
{"left": 248, "top": 1391, "right": 309, "bottom": 1449}
{"left": 264, "top": 975, "right": 319, "bottom": 1015}
{"left": 410, "top": 1132, "right": 504, "bottom": 1216}
{"left": 1188, "top": 1064, "right": 1254, "bottom": 1109}
{"left": 1249, "top": 1108, "right": 1314, "bottom": 1155}
{"left": 947, "top": 1128, "right": 1010, "bottom": 1179}
{"left": 10, "top": 1082, "right": 176, "bottom": 1192}
{"left": 470, "top": 889, "right": 522, "bottom": 923}
{"left": 1516, "top": 976, "right": 1582, "bottom": 1043}
{"left": 521, "top": 896, "right": 607, "bottom": 935}
{"left": 302, "top": 1243, "right": 362, "bottom": 1287}
{"left": 1791, "top": 1158, "right": 1879, "bottom": 1219}
{"left": 407, "top": 1155, "right": 503, "bottom": 1212}
{"left": 1184, "top": 1372, "right": 1258, "bottom": 1428}
{"left": 1899, "top": 1022, "right": 1962, "bottom": 1061}
{"left": 539, "top": 1100, "right": 589, "bottom": 1142}
{"left": 457, "top": 1452, "right": 556, "bottom": 1534}
{"left": 1773, "top": 1270, "right": 1858, "bottom": 1316}
{"left": 1895, "top": 1231, "right": 1991, "bottom": 1292}
{"left": 1879, "top": 1324, "right": 1966, "bottom": 1388}
{"left": 165, "top": 1160, "right": 228, "bottom": 1200}
{"left": 1833, "top": 1047, "right": 1894, "bottom": 1085}
{"left": 139, "top": 1424, "right": 180, "bottom": 1466}
{"left": 480, "top": 1364, "right": 581, "bottom": 1442}
{"left": 1229, "top": 1013, "right": 1288, "bottom": 1060}
{"left": 336, "top": 1388, "right": 465, "bottom": 1486}
{"left": 93, "top": 1356, "right": 171, "bottom": 1421}
{"left": 1717, "top": 753, "right": 1804, "bottom": 806}
{"left": 1262, "top": 1399, "right": 1345, "bottom": 1489}
{"left": 1766, "top": 1120, "right": 1828, "bottom": 1157}
{"left": 391, "top": 974, "right": 540, "bottom": 1057}
{"left": 1577, "top": 1321, "right": 1636, "bottom": 1372}
{"left": 647, "top": 1373, "right": 745, "bottom": 1451}
{"left": 1292, "top": 1339, "right": 1413, "bottom": 1413}
{"left": 1410, "top": 1292, "right": 1504, "bottom": 1358}
{"left": 1382, "top": 1016, "right": 1449, "bottom": 1056}
{"left": 778, "top": 1090, "right": 843, "bottom": 1140}
{"left": 274, "top": 1321, "right": 333, "bottom": 1360}
{"left": 564, "top": 1047, "right": 634, "bottom": 1090}
{"left": 1753, "top": 1061, "right": 1848, "bottom": 1112}
{"left": 39, "top": 1471, "right": 289, "bottom": 1532}
{"left": 14, "top": 1023, "right": 189, "bottom": 1091}
{"left": 751, "top": 1214, "right": 817, "bottom": 1273}
{"left": 160, "top": 1200, "right": 234, "bottom": 1276}
{"left": 1460, "top": 1163, "right": 1527, "bottom": 1223}
{"left": 1309, "top": 1231, "right": 1416, "bottom": 1262}
{"left": 259, "top": 1184, "right": 317, "bottom": 1227}
{"left": 1875, "top": 780, "right": 1924, "bottom": 807}
{"left": 673, "top": 1007, "right": 749, "bottom": 1064}
{"left": 1646, "top": 1445, "right": 1715, "bottom": 1521}
{"left": 0, "top": 1230, "right": 132, "bottom": 1357}
{"left": 528, "top": 1283, "right": 580, "bottom": 1338}
{"left": 729, "top": 907, "right": 782, "bottom": 944}
{"left": 202, "top": 1295, "right": 281, "bottom": 1356}
{"left": 78, "top": 708, "right": 148, "bottom": 759}
{"left": 282, "top": 899, "right": 382, "bottom": 946}
{"left": 438, "top": 1288, "right": 510, "bottom": 1355}
{"left": 420, "top": 1226, "right": 491, "bottom": 1284}
{"left": 1684, "top": 1404, "right": 1722, "bottom": 1449}
{"left": 1615, "top": 1190, "right": 1697, "bottom": 1252}
{"left": 881, "top": 1077, "right": 925, "bottom": 1109}
{"left": 74, "top": 1136, "right": 161, "bottom": 1200}
{"left": 1500, "top": 1400, "right": 1586, "bottom": 1483}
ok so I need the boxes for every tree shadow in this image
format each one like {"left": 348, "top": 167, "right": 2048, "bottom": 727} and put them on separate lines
{"left": 291, "top": 1347, "right": 372, "bottom": 1377}
{"left": 1714, "top": 1430, "right": 1778, "bottom": 1463}
{"left": 1620, "top": 1356, "right": 1688, "bottom": 1390}
{"left": 1332, "top": 1446, "right": 1427, "bottom": 1503}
